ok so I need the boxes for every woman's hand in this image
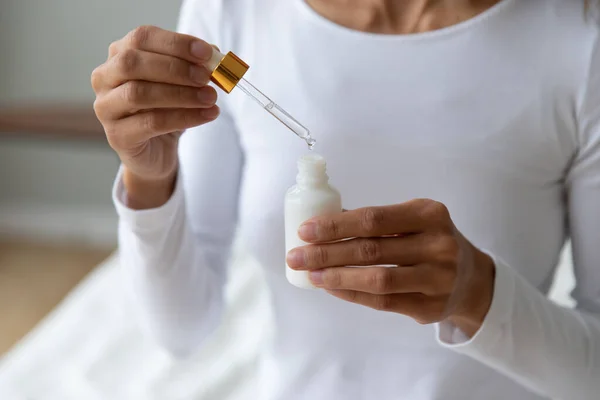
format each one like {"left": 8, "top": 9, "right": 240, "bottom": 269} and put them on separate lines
{"left": 91, "top": 26, "right": 220, "bottom": 209}
{"left": 286, "top": 199, "right": 496, "bottom": 337}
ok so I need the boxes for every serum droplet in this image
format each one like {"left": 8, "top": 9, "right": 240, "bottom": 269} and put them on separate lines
{"left": 306, "top": 137, "right": 316, "bottom": 150}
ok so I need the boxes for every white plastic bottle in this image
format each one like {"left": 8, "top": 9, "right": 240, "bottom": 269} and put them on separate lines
{"left": 285, "top": 154, "right": 342, "bottom": 289}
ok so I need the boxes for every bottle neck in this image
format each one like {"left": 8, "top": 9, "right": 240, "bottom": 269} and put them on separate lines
{"left": 296, "top": 154, "right": 329, "bottom": 188}
{"left": 297, "top": 172, "right": 329, "bottom": 188}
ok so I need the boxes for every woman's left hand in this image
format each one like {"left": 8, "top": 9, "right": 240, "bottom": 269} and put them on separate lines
{"left": 286, "top": 199, "right": 496, "bottom": 337}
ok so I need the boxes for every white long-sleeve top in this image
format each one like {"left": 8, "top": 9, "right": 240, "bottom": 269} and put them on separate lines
{"left": 113, "top": 0, "right": 600, "bottom": 399}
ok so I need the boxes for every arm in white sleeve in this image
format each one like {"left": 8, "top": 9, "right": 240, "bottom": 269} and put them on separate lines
{"left": 437, "top": 30, "right": 600, "bottom": 399}
{"left": 114, "top": 0, "right": 242, "bottom": 356}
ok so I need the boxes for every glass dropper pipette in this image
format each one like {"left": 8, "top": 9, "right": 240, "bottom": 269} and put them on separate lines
{"left": 206, "top": 49, "right": 315, "bottom": 149}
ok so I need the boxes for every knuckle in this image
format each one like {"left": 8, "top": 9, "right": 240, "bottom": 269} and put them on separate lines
{"left": 423, "top": 200, "right": 451, "bottom": 224}
{"left": 180, "top": 109, "right": 196, "bottom": 129}
{"left": 177, "top": 85, "right": 192, "bottom": 101}
{"left": 309, "top": 246, "right": 329, "bottom": 266}
{"left": 108, "top": 41, "right": 119, "bottom": 57}
{"left": 163, "top": 31, "right": 180, "bottom": 52}
{"left": 90, "top": 66, "right": 104, "bottom": 92}
{"left": 360, "top": 207, "right": 385, "bottom": 233}
{"left": 325, "top": 269, "right": 341, "bottom": 288}
{"left": 142, "top": 111, "right": 166, "bottom": 133}
{"left": 321, "top": 219, "right": 340, "bottom": 238}
{"left": 128, "top": 25, "right": 153, "bottom": 48}
{"left": 116, "top": 49, "right": 139, "bottom": 75}
{"left": 92, "top": 98, "right": 105, "bottom": 118}
{"left": 357, "top": 239, "right": 382, "bottom": 264}
{"left": 122, "top": 81, "right": 146, "bottom": 105}
{"left": 167, "top": 58, "right": 181, "bottom": 78}
{"left": 370, "top": 269, "right": 394, "bottom": 293}
{"left": 374, "top": 295, "right": 394, "bottom": 311}
{"left": 174, "top": 109, "right": 190, "bottom": 129}
{"left": 434, "top": 237, "right": 460, "bottom": 267}
{"left": 431, "top": 200, "right": 449, "bottom": 216}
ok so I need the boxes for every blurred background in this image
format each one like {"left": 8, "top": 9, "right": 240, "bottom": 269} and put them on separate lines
{"left": 0, "top": 1, "right": 577, "bottom": 399}
{"left": 0, "top": 0, "right": 182, "bottom": 355}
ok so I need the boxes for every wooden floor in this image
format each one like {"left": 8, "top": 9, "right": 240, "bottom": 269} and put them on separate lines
{"left": 0, "top": 241, "right": 114, "bottom": 355}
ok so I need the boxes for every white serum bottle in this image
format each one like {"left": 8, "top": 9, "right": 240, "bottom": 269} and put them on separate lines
{"left": 285, "top": 154, "right": 342, "bottom": 289}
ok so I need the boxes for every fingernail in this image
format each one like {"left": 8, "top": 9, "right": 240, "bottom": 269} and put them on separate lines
{"left": 197, "top": 88, "right": 217, "bottom": 104}
{"left": 191, "top": 40, "right": 213, "bottom": 60}
{"left": 309, "top": 270, "right": 324, "bottom": 286}
{"left": 202, "top": 106, "right": 220, "bottom": 119}
{"left": 298, "top": 222, "right": 317, "bottom": 241}
{"left": 190, "top": 65, "right": 208, "bottom": 84}
{"left": 286, "top": 248, "right": 306, "bottom": 268}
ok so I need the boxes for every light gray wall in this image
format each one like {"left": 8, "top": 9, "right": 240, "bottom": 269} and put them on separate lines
{"left": 0, "top": 0, "right": 182, "bottom": 102}
{"left": 0, "top": 2, "right": 12, "bottom": 98}
{"left": 0, "top": 0, "right": 182, "bottom": 245}
{"left": 0, "top": 139, "right": 119, "bottom": 209}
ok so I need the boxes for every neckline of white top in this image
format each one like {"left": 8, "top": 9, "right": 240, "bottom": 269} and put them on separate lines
{"left": 294, "top": 0, "right": 517, "bottom": 42}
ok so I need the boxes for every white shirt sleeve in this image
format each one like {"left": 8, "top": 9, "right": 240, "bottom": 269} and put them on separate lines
{"left": 436, "top": 31, "right": 600, "bottom": 399}
{"left": 113, "top": 0, "right": 242, "bottom": 356}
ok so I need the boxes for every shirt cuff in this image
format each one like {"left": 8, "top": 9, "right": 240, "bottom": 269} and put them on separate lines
{"left": 112, "top": 166, "right": 183, "bottom": 232}
{"left": 436, "top": 253, "right": 517, "bottom": 352}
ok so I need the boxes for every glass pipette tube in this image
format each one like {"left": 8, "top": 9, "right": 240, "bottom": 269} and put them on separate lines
{"left": 235, "top": 78, "right": 316, "bottom": 149}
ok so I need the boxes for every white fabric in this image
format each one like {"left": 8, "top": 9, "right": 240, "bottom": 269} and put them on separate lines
{"left": 0, "top": 248, "right": 271, "bottom": 400}
{"left": 115, "top": 0, "right": 600, "bottom": 399}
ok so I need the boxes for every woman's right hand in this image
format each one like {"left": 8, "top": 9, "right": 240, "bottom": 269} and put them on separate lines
{"left": 91, "top": 26, "right": 219, "bottom": 209}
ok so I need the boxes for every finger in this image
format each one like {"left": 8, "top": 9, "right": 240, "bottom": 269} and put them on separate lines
{"left": 299, "top": 200, "right": 451, "bottom": 242}
{"left": 106, "top": 106, "right": 220, "bottom": 145}
{"left": 287, "top": 235, "right": 428, "bottom": 269}
{"left": 110, "top": 25, "right": 214, "bottom": 64}
{"left": 326, "top": 290, "right": 425, "bottom": 313}
{"left": 96, "top": 81, "right": 217, "bottom": 119}
{"left": 310, "top": 265, "right": 450, "bottom": 296}
{"left": 100, "top": 49, "right": 212, "bottom": 89}
{"left": 326, "top": 290, "right": 445, "bottom": 323}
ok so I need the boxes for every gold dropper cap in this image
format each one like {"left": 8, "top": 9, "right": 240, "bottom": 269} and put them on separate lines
{"left": 206, "top": 47, "right": 315, "bottom": 149}
{"left": 209, "top": 51, "right": 249, "bottom": 93}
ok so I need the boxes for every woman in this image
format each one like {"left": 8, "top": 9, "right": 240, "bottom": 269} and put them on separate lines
{"left": 91, "top": 0, "right": 600, "bottom": 399}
